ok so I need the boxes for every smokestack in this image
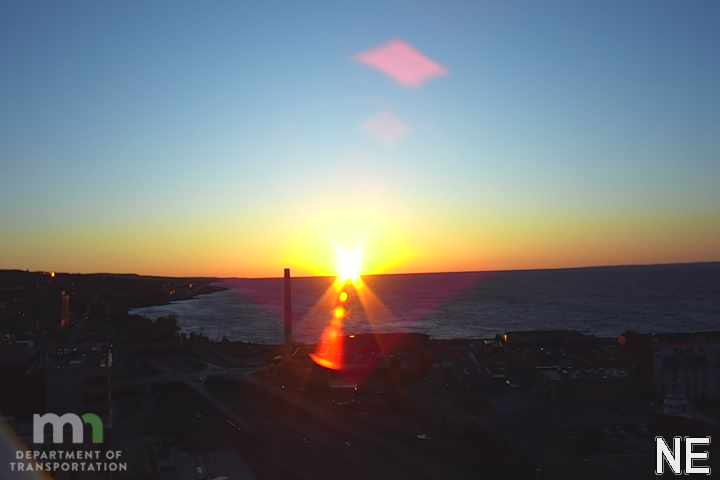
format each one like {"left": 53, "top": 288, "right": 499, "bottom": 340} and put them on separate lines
{"left": 283, "top": 268, "right": 293, "bottom": 346}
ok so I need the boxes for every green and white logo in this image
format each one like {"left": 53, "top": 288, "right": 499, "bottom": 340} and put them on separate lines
{"left": 33, "top": 413, "right": 104, "bottom": 444}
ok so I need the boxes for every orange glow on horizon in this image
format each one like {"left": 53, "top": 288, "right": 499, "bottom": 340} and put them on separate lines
{"left": 4, "top": 197, "right": 717, "bottom": 278}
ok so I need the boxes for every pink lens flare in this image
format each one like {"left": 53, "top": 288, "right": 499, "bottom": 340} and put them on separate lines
{"left": 355, "top": 40, "right": 447, "bottom": 87}
{"left": 362, "top": 111, "right": 409, "bottom": 145}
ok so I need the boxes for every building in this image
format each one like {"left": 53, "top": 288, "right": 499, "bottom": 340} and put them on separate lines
{"left": 654, "top": 335, "right": 720, "bottom": 403}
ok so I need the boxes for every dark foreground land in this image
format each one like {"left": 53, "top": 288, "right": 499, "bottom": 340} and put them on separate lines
{"left": 1, "top": 270, "right": 718, "bottom": 479}
{"left": 104, "top": 332, "right": 718, "bottom": 480}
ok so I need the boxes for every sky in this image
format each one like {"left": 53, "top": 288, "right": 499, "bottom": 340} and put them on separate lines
{"left": 1, "top": 1, "right": 719, "bottom": 277}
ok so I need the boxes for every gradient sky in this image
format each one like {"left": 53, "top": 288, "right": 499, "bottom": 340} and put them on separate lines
{"left": 1, "top": 1, "right": 719, "bottom": 277}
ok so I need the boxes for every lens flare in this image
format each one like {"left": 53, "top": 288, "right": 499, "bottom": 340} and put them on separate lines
{"left": 333, "top": 306, "right": 346, "bottom": 319}
{"left": 310, "top": 245, "right": 364, "bottom": 371}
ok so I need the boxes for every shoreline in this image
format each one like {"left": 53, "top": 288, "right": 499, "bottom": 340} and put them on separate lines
{"left": 127, "top": 281, "right": 229, "bottom": 310}
{"left": 179, "top": 328, "right": 720, "bottom": 349}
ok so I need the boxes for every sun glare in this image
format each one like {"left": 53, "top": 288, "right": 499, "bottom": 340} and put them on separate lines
{"left": 336, "top": 245, "right": 363, "bottom": 284}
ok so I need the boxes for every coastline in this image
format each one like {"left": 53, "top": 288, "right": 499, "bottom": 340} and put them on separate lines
{"left": 127, "top": 280, "right": 228, "bottom": 310}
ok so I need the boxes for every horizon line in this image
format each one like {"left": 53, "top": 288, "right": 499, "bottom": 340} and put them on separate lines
{"left": 3, "top": 259, "right": 719, "bottom": 281}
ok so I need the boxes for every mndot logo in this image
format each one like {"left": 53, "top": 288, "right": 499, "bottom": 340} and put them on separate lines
{"left": 33, "top": 413, "right": 104, "bottom": 444}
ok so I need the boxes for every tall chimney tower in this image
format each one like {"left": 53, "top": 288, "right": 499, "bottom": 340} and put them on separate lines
{"left": 283, "top": 268, "right": 293, "bottom": 346}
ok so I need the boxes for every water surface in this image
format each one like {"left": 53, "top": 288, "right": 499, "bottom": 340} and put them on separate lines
{"left": 130, "top": 263, "right": 720, "bottom": 344}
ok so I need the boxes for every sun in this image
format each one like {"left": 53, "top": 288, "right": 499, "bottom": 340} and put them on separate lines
{"left": 335, "top": 245, "right": 363, "bottom": 284}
